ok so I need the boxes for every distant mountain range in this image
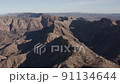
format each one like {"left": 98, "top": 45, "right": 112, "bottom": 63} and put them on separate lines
{"left": 49, "top": 13, "right": 120, "bottom": 21}
{"left": 2, "top": 12, "right": 120, "bottom": 21}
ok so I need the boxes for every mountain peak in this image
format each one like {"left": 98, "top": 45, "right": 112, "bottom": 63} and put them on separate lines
{"left": 100, "top": 18, "right": 117, "bottom": 26}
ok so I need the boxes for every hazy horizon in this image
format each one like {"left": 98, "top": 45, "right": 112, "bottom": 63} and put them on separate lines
{"left": 0, "top": 12, "right": 120, "bottom": 16}
{"left": 0, "top": 0, "right": 120, "bottom": 14}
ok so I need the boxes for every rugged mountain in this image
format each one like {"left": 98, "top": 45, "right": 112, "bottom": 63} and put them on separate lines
{"left": 19, "top": 21, "right": 118, "bottom": 68}
{"left": 0, "top": 14, "right": 119, "bottom": 68}
{"left": 0, "top": 14, "right": 60, "bottom": 32}
{"left": 70, "top": 18, "right": 120, "bottom": 65}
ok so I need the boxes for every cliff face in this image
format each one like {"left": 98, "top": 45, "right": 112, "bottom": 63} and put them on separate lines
{"left": 0, "top": 14, "right": 119, "bottom": 68}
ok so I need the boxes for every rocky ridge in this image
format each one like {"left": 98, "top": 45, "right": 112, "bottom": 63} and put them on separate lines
{"left": 0, "top": 14, "right": 119, "bottom": 68}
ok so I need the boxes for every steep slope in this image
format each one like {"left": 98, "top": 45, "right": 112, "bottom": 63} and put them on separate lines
{"left": 70, "top": 18, "right": 120, "bottom": 65}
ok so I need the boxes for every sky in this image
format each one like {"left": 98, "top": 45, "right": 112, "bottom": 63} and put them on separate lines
{"left": 0, "top": 0, "right": 120, "bottom": 14}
